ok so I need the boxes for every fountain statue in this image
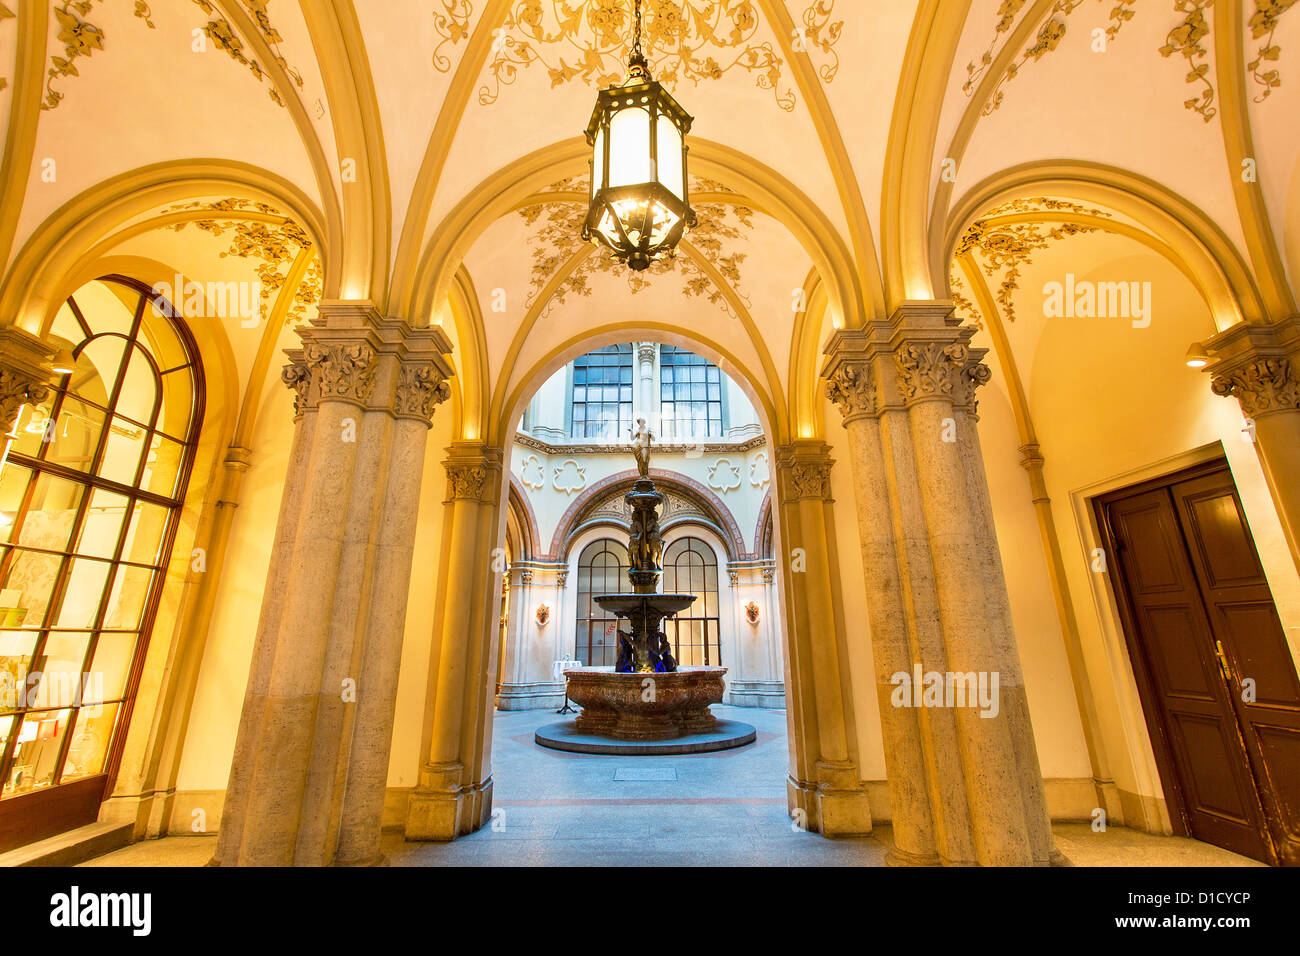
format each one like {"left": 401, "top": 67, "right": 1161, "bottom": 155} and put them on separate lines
{"left": 534, "top": 420, "right": 756, "bottom": 754}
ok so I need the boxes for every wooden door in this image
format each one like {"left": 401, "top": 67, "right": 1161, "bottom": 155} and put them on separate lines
{"left": 1100, "top": 461, "right": 1300, "bottom": 865}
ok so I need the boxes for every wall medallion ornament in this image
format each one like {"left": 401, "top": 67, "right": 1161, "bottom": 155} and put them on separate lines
{"left": 536, "top": 604, "right": 551, "bottom": 626}
{"left": 748, "top": 451, "right": 770, "bottom": 487}
{"left": 1211, "top": 358, "right": 1300, "bottom": 418}
{"left": 303, "top": 342, "right": 377, "bottom": 405}
{"left": 394, "top": 362, "right": 452, "bottom": 421}
{"left": 553, "top": 459, "right": 588, "bottom": 495}
{"left": 520, "top": 454, "right": 546, "bottom": 490}
{"left": 707, "top": 459, "right": 742, "bottom": 493}
{"left": 823, "top": 361, "right": 876, "bottom": 421}
{"left": 895, "top": 343, "right": 969, "bottom": 403}
{"left": 745, "top": 601, "right": 760, "bottom": 625}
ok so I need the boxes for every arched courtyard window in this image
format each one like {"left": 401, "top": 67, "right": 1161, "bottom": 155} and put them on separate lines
{"left": 574, "top": 538, "right": 629, "bottom": 666}
{"left": 662, "top": 537, "right": 721, "bottom": 666}
{"left": 571, "top": 345, "right": 633, "bottom": 439}
{"left": 0, "top": 276, "right": 202, "bottom": 841}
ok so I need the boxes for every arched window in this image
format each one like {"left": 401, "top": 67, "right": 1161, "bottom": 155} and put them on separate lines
{"left": 662, "top": 537, "right": 721, "bottom": 666}
{"left": 660, "top": 346, "right": 722, "bottom": 441}
{"left": 0, "top": 276, "right": 202, "bottom": 842}
{"left": 571, "top": 345, "right": 633, "bottom": 439}
{"left": 574, "top": 539, "right": 629, "bottom": 666}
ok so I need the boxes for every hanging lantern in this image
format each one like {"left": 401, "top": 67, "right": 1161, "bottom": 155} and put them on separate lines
{"left": 582, "top": 0, "right": 696, "bottom": 272}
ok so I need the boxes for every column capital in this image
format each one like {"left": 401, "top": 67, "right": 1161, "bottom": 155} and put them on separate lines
{"left": 1203, "top": 316, "right": 1300, "bottom": 419}
{"left": 443, "top": 443, "right": 504, "bottom": 503}
{"left": 774, "top": 441, "right": 834, "bottom": 502}
{"left": 282, "top": 303, "right": 455, "bottom": 421}
{"left": 0, "top": 327, "right": 57, "bottom": 430}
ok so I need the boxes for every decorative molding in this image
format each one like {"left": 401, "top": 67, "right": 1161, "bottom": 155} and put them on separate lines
{"left": 394, "top": 362, "right": 452, "bottom": 423}
{"left": 1211, "top": 358, "right": 1300, "bottom": 418}
{"left": 1159, "top": 0, "right": 1216, "bottom": 122}
{"left": 446, "top": 461, "right": 498, "bottom": 502}
{"left": 280, "top": 358, "right": 310, "bottom": 416}
{"left": 304, "top": 342, "right": 378, "bottom": 406}
{"left": 823, "top": 360, "right": 876, "bottom": 422}
{"left": 519, "top": 453, "right": 546, "bottom": 490}
{"left": 748, "top": 450, "right": 770, "bottom": 487}
{"left": 0, "top": 369, "right": 49, "bottom": 435}
{"left": 953, "top": 355, "right": 994, "bottom": 415}
{"left": 776, "top": 445, "right": 834, "bottom": 502}
{"left": 514, "top": 431, "right": 765, "bottom": 457}
{"left": 552, "top": 459, "right": 587, "bottom": 495}
{"left": 432, "top": 0, "right": 842, "bottom": 112}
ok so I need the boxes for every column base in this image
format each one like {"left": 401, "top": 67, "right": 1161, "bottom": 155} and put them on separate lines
{"left": 404, "top": 775, "right": 494, "bottom": 842}
{"left": 725, "top": 680, "right": 786, "bottom": 708}
{"left": 495, "top": 682, "right": 566, "bottom": 711}
{"left": 787, "top": 772, "right": 873, "bottom": 838}
{"left": 884, "top": 845, "right": 941, "bottom": 867}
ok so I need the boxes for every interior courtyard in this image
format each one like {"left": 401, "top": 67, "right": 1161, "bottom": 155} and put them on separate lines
{"left": 0, "top": 0, "right": 1297, "bottom": 871}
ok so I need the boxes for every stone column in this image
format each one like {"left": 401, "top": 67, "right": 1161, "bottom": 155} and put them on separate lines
{"left": 773, "top": 441, "right": 872, "bottom": 836}
{"left": 0, "top": 327, "right": 56, "bottom": 440}
{"left": 637, "top": 342, "right": 657, "bottom": 425}
{"left": 1204, "top": 317, "right": 1300, "bottom": 569}
{"left": 823, "top": 302, "right": 1054, "bottom": 866}
{"left": 213, "top": 303, "right": 453, "bottom": 867}
{"left": 405, "top": 443, "right": 504, "bottom": 841}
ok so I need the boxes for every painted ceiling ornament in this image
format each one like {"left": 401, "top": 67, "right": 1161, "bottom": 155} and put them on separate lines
{"left": 582, "top": 0, "right": 697, "bottom": 272}
{"left": 165, "top": 199, "right": 323, "bottom": 323}
{"left": 1248, "top": 0, "right": 1298, "bottom": 101}
{"left": 434, "top": 0, "right": 840, "bottom": 112}
{"left": 1158, "top": 0, "right": 1216, "bottom": 121}
{"left": 192, "top": 0, "right": 303, "bottom": 108}
{"left": 0, "top": 3, "right": 13, "bottom": 93}
{"left": 951, "top": 197, "right": 1108, "bottom": 325}
{"left": 41, "top": 0, "right": 156, "bottom": 110}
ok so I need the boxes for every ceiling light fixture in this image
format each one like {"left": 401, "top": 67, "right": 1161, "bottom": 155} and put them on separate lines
{"left": 582, "top": 0, "right": 696, "bottom": 272}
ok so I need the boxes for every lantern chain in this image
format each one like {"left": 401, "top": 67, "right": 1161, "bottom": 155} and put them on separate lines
{"left": 632, "top": 0, "right": 644, "bottom": 61}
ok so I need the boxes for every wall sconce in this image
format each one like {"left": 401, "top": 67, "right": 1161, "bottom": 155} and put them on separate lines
{"left": 744, "top": 601, "right": 760, "bottom": 625}
{"left": 536, "top": 604, "right": 551, "bottom": 626}
{"left": 1184, "top": 343, "right": 1210, "bottom": 368}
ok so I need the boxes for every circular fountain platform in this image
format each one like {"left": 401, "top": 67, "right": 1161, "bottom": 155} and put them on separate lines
{"left": 535, "top": 718, "right": 756, "bottom": 755}
{"left": 535, "top": 667, "right": 755, "bottom": 755}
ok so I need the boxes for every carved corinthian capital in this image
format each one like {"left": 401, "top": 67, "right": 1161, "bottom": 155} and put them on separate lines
{"left": 281, "top": 358, "right": 310, "bottom": 416}
{"left": 445, "top": 461, "right": 501, "bottom": 503}
{"left": 895, "top": 342, "right": 969, "bottom": 405}
{"left": 824, "top": 361, "right": 876, "bottom": 423}
{"left": 1211, "top": 358, "right": 1300, "bottom": 419}
{"left": 953, "top": 356, "right": 993, "bottom": 415}
{"left": 304, "top": 342, "right": 378, "bottom": 405}
{"left": 0, "top": 369, "right": 49, "bottom": 432}
{"left": 395, "top": 362, "right": 452, "bottom": 423}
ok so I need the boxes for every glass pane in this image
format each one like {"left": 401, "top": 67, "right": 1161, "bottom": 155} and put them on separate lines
{"left": 72, "top": 335, "right": 126, "bottom": 407}
{"left": 0, "top": 630, "right": 38, "bottom": 712}
{"left": 76, "top": 488, "right": 129, "bottom": 559}
{"left": 138, "top": 307, "right": 187, "bottom": 374}
{"left": 121, "top": 500, "right": 169, "bottom": 567}
{"left": 0, "top": 464, "right": 32, "bottom": 544}
{"left": 31, "top": 632, "right": 91, "bottom": 710}
{"left": 87, "top": 632, "right": 136, "bottom": 702}
{"left": 61, "top": 701, "right": 119, "bottom": 782}
{"left": 98, "top": 416, "right": 147, "bottom": 486}
{"left": 4, "top": 708, "right": 72, "bottom": 796}
{"left": 14, "top": 472, "right": 84, "bottom": 553}
{"left": 141, "top": 433, "right": 185, "bottom": 500}
{"left": 55, "top": 558, "right": 111, "bottom": 629}
{"left": 115, "top": 345, "right": 159, "bottom": 426}
{"left": 0, "top": 549, "right": 64, "bottom": 628}
{"left": 103, "top": 565, "right": 154, "bottom": 630}
{"left": 23, "top": 396, "right": 106, "bottom": 473}
{"left": 156, "top": 366, "right": 194, "bottom": 440}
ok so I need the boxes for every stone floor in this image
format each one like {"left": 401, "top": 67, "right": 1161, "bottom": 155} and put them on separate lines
{"left": 81, "top": 706, "right": 1263, "bottom": 867}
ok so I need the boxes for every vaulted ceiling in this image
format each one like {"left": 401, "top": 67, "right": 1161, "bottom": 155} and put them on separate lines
{"left": 1, "top": 1, "right": 1297, "bottom": 443}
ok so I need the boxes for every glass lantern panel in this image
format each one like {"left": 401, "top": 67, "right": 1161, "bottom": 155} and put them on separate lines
{"left": 592, "top": 127, "right": 605, "bottom": 195}
{"left": 607, "top": 106, "right": 651, "bottom": 188}
{"left": 656, "top": 114, "right": 684, "bottom": 200}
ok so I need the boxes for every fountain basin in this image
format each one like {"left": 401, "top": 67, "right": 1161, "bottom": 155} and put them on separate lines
{"left": 562, "top": 667, "right": 726, "bottom": 741}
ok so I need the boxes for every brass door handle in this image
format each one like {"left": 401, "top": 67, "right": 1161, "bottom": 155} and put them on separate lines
{"left": 1214, "top": 640, "right": 1232, "bottom": 679}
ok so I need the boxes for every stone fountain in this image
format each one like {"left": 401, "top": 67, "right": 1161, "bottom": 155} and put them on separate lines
{"left": 534, "top": 419, "right": 756, "bottom": 755}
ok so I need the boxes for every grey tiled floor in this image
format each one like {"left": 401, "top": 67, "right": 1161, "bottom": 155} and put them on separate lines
{"left": 80, "top": 706, "right": 1263, "bottom": 867}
